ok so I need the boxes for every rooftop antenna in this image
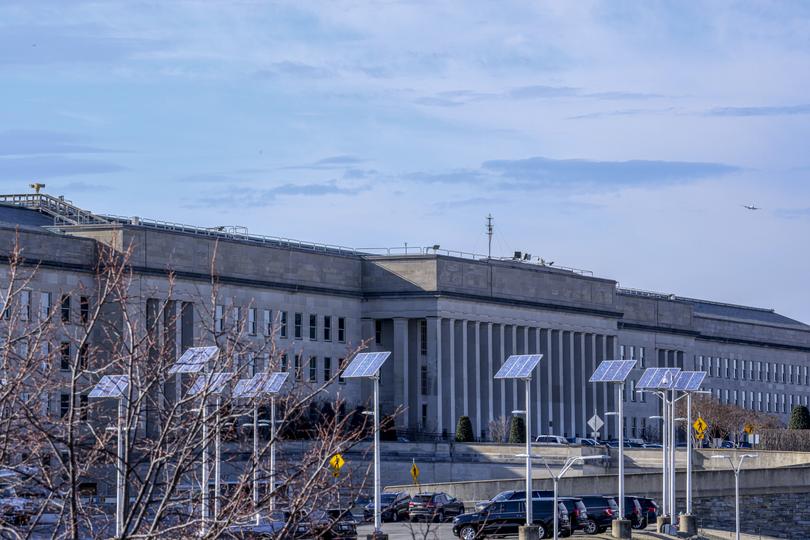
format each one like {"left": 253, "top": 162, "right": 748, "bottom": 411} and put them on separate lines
{"left": 486, "top": 214, "right": 494, "bottom": 259}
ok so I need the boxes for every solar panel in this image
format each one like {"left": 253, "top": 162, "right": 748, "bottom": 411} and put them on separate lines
{"left": 589, "top": 360, "right": 637, "bottom": 383}
{"left": 89, "top": 375, "right": 129, "bottom": 398}
{"left": 636, "top": 367, "right": 681, "bottom": 389}
{"left": 341, "top": 352, "right": 391, "bottom": 378}
{"left": 233, "top": 372, "right": 289, "bottom": 399}
{"left": 169, "top": 346, "right": 219, "bottom": 374}
{"left": 187, "top": 371, "right": 233, "bottom": 397}
{"left": 494, "top": 354, "right": 543, "bottom": 379}
{"left": 673, "top": 371, "right": 707, "bottom": 392}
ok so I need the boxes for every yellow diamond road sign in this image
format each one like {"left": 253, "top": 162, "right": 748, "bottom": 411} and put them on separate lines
{"left": 693, "top": 417, "right": 708, "bottom": 433}
{"left": 695, "top": 432, "right": 705, "bottom": 440}
{"left": 410, "top": 462, "right": 420, "bottom": 482}
{"left": 744, "top": 423, "right": 754, "bottom": 434}
{"left": 330, "top": 454, "right": 345, "bottom": 471}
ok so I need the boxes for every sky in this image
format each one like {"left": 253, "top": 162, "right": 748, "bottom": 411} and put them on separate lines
{"left": 1, "top": 1, "right": 810, "bottom": 322}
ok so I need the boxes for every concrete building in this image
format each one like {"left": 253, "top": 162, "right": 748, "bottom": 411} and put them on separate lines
{"left": 1, "top": 192, "right": 809, "bottom": 442}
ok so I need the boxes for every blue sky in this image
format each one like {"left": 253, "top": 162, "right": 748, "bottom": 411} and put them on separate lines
{"left": 2, "top": 1, "right": 810, "bottom": 322}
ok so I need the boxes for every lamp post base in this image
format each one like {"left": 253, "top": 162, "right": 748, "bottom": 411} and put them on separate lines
{"left": 518, "top": 525, "right": 540, "bottom": 540}
{"left": 611, "top": 519, "right": 632, "bottom": 539}
{"left": 656, "top": 515, "right": 670, "bottom": 533}
{"left": 366, "top": 533, "right": 388, "bottom": 540}
{"left": 679, "top": 514, "right": 697, "bottom": 535}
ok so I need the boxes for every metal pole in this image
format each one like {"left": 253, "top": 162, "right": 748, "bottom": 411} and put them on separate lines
{"left": 686, "top": 393, "right": 693, "bottom": 515}
{"left": 373, "top": 376, "right": 382, "bottom": 536}
{"left": 270, "top": 396, "right": 276, "bottom": 513}
{"left": 525, "top": 379, "right": 532, "bottom": 527}
{"left": 553, "top": 476, "right": 558, "bottom": 540}
{"left": 116, "top": 397, "right": 125, "bottom": 538}
{"left": 617, "top": 383, "right": 625, "bottom": 522}
{"left": 669, "top": 390, "right": 676, "bottom": 522}
{"left": 662, "top": 396, "right": 668, "bottom": 516}
{"left": 215, "top": 395, "right": 222, "bottom": 521}
{"left": 253, "top": 403, "right": 259, "bottom": 525}
{"left": 201, "top": 398, "right": 209, "bottom": 535}
{"left": 734, "top": 468, "right": 740, "bottom": 540}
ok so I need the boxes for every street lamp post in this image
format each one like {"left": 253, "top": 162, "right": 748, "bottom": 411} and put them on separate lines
{"left": 711, "top": 454, "right": 758, "bottom": 540}
{"left": 542, "top": 455, "right": 607, "bottom": 540}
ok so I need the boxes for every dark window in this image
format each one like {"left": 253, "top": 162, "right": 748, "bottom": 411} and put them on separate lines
{"left": 60, "top": 342, "right": 71, "bottom": 370}
{"left": 421, "top": 404, "right": 428, "bottom": 428}
{"left": 294, "top": 313, "right": 302, "bottom": 339}
{"left": 338, "top": 358, "right": 346, "bottom": 384}
{"left": 309, "top": 314, "right": 317, "bottom": 340}
{"left": 337, "top": 317, "right": 346, "bottom": 343}
{"left": 60, "top": 394, "right": 70, "bottom": 418}
{"left": 80, "top": 296, "right": 89, "bottom": 324}
{"left": 419, "top": 320, "right": 427, "bottom": 355}
{"left": 324, "top": 357, "right": 332, "bottom": 381}
{"left": 80, "top": 394, "right": 88, "bottom": 422}
{"left": 294, "top": 354, "right": 302, "bottom": 381}
{"left": 323, "top": 316, "right": 332, "bottom": 341}
{"left": 60, "top": 295, "right": 71, "bottom": 323}
{"left": 280, "top": 312, "right": 288, "bottom": 338}
{"left": 280, "top": 353, "right": 288, "bottom": 372}
{"left": 78, "top": 344, "right": 88, "bottom": 370}
{"left": 420, "top": 364, "right": 429, "bottom": 394}
{"left": 309, "top": 357, "right": 317, "bottom": 382}
{"left": 375, "top": 320, "right": 382, "bottom": 344}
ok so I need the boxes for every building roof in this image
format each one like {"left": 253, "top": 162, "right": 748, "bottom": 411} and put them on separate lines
{"left": 680, "top": 297, "right": 809, "bottom": 328}
{"left": 0, "top": 203, "right": 56, "bottom": 230}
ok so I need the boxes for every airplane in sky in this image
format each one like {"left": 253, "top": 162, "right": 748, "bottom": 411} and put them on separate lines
{"left": 742, "top": 204, "right": 761, "bottom": 211}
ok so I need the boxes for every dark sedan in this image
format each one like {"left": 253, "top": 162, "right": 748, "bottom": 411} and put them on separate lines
{"left": 409, "top": 492, "right": 465, "bottom": 522}
{"left": 363, "top": 491, "right": 410, "bottom": 522}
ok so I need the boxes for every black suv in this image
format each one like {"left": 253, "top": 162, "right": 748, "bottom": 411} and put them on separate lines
{"left": 474, "top": 490, "right": 554, "bottom": 512}
{"left": 632, "top": 497, "right": 659, "bottom": 530}
{"left": 578, "top": 495, "right": 619, "bottom": 535}
{"left": 558, "top": 497, "right": 589, "bottom": 533}
{"left": 408, "top": 492, "right": 465, "bottom": 522}
{"left": 363, "top": 491, "right": 410, "bottom": 522}
{"left": 452, "top": 499, "right": 570, "bottom": 539}
{"left": 618, "top": 497, "right": 643, "bottom": 527}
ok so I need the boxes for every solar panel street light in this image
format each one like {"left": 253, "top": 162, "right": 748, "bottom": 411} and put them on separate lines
{"left": 233, "top": 371, "right": 289, "bottom": 523}
{"left": 168, "top": 346, "right": 218, "bottom": 374}
{"left": 588, "top": 359, "right": 636, "bottom": 539}
{"left": 89, "top": 375, "right": 130, "bottom": 538}
{"left": 341, "top": 351, "right": 391, "bottom": 538}
{"left": 494, "top": 354, "right": 543, "bottom": 532}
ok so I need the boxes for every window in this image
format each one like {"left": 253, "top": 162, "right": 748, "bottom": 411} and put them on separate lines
{"left": 698, "top": 355, "right": 704, "bottom": 371}
{"left": 780, "top": 364, "right": 785, "bottom": 384}
{"left": 756, "top": 361, "right": 762, "bottom": 381}
{"left": 79, "top": 344, "right": 88, "bottom": 370}
{"left": 804, "top": 366, "right": 808, "bottom": 386}
{"left": 80, "top": 296, "right": 89, "bottom": 324}
{"left": 629, "top": 345, "right": 635, "bottom": 360}
{"left": 263, "top": 309, "right": 272, "bottom": 335}
{"left": 337, "top": 317, "right": 346, "bottom": 343}
{"left": 765, "top": 393, "right": 770, "bottom": 412}
{"left": 323, "top": 357, "right": 332, "bottom": 381}
{"left": 733, "top": 390, "right": 738, "bottom": 405}
{"left": 280, "top": 312, "right": 288, "bottom": 338}
{"left": 715, "top": 358, "right": 721, "bottom": 378}
{"left": 80, "top": 394, "right": 88, "bottom": 422}
{"left": 419, "top": 320, "right": 427, "bottom": 355}
{"left": 323, "top": 316, "right": 332, "bottom": 341}
{"left": 375, "top": 320, "right": 383, "bottom": 345}
{"left": 60, "top": 394, "right": 70, "bottom": 418}
{"left": 757, "top": 392, "right": 762, "bottom": 411}
{"left": 294, "top": 354, "right": 302, "bottom": 380}
{"left": 765, "top": 362, "right": 770, "bottom": 382}
{"left": 233, "top": 306, "right": 242, "bottom": 332}
{"left": 60, "top": 294, "right": 71, "bottom": 323}
{"left": 20, "top": 290, "right": 30, "bottom": 321}
{"left": 732, "top": 359, "right": 738, "bottom": 380}
{"left": 309, "top": 314, "right": 317, "bottom": 340}
{"left": 39, "top": 292, "right": 51, "bottom": 321}
{"left": 619, "top": 345, "right": 625, "bottom": 360}
{"left": 248, "top": 308, "right": 257, "bottom": 335}
{"left": 789, "top": 365, "right": 793, "bottom": 385}
{"left": 309, "top": 357, "right": 317, "bottom": 382}
{"left": 338, "top": 358, "right": 346, "bottom": 384}
{"left": 60, "top": 342, "right": 71, "bottom": 370}
{"left": 421, "top": 364, "right": 429, "bottom": 395}
{"left": 639, "top": 346, "right": 645, "bottom": 368}
{"left": 723, "top": 358, "right": 729, "bottom": 378}
{"left": 280, "top": 354, "right": 288, "bottom": 372}
{"left": 421, "top": 404, "right": 428, "bottom": 429}
{"left": 294, "top": 313, "right": 303, "bottom": 339}
{"left": 630, "top": 379, "right": 636, "bottom": 402}
{"left": 215, "top": 305, "right": 224, "bottom": 332}
{"left": 706, "top": 357, "right": 712, "bottom": 376}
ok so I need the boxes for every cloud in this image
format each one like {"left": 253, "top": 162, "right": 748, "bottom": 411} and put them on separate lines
{"left": 705, "top": 104, "right": 810, "bottom": 117}
{"left": 283, "top": 155, "right": 368, "bottom": 170}
{"left": 568, "top": 107, "right": 677, "bottom": 120}
{"left": 59, "top": 181, "right": 114, "bottom": 193}
{"left": 189, "top": 180, "right": 370, "bottom": 208}
{"left": 415, "top": 84, "right": 662, "bottom": 107}
{"left": 774, "top": 207, "right": 810, "bottom": 219}
{"left": 0, "top": 129, "right": 113, "bottom": 156}
{"left": 255, "top": 61, "right": 333, "bottom": 79}
{"left": 0, "top": 155, "right": 125, "bottom": 181}
{"left": 403, "top": 156, "right": 740, "bottom": 190}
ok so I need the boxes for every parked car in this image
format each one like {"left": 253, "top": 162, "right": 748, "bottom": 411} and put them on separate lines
{"left": 305, "top": 509, "right": 358, "bottom": 539}
{"left": 558, "top": 497, "right": 589, "bottom": 532}
{"left": 225, "top": 511, "right": 304, "bottom": 539}
{"left": 578, "top": 495, "right": 619, "bottom": 535}
{"left": 474, "top": 490, "right": 553, "bottom": 512}
{"left": 633, "top": 497, "right": 659, "bottom": 530}
{"left": 452, "top": 499, "right": 570, "bottom": 539}
{"left": 0, "top": 485, "right": 34, "bottom": 526}
{"left": 363, "top": 491, "right": 410, "bottom": 522}
{"left": 618, "top": 496, "right": 643, "bottom": 527}
{"left": 643, "top": 443, "right": 663, "bottom": 449}
{"left": 408, "top": 492, "right": 465, "bottom": 522}
{"left": 535, "top": 435, "right": 568, "bottom": 445}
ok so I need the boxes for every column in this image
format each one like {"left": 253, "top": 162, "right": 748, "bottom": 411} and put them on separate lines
{"left": 474, "top": 321, "right": 481, "bottom": 437}
{"left": 393, "top": 318, "right": 410, "bottom": 430}
{"left": 499, "top": 324, "right": 506, "bottom": 420}
{"left": 487, "top": 322, "right": 494, "bottom": 429}
{"left": 448, "top": 318, "right": 456, "bottom": 436}
{"left": 462, "top": 321, "right": 469, "bottom": 417}
{"left": 426, "top": 316, "right": 442, "bottom": 436}
{"left": 534, "top": 328, "right": 542, "bottom": 435}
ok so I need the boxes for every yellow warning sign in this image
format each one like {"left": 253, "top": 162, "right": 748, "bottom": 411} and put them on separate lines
{"left": 693, "top": 417, "right": 708, "bottom": 433}
{"left": 410, "top": 461, "right": 420, "bottom": 483}
{"left": 695, "top": 432, "right": 705, "bottom": 441}
{"left": 744, "top": 423, "right": 754, "bottom": 434}
{"left": 329, "top": 454, "right": 345, "bottom": 471}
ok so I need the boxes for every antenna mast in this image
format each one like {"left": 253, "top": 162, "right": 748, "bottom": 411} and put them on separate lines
{"left": 486, "top": 214, "right": 493, "bottom": 259}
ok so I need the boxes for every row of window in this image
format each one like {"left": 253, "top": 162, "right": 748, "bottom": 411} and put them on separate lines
{"left": 619, "top": 345, "right": 647, "bottom": 367}
{"left": 2, "top": 292, "right": 91, "bottom": 324}
{"left": 214, "top": 306, "right": 346, "bottom": 343}
{"left": 710, "top": 387, "right": 807, "bottom": 414}
{"left": 698, "top": 355, "right": 808, "bottom": 386}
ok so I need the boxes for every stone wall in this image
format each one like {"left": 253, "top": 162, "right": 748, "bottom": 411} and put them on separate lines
{"left": 690, "top": 492, "right": 809, "bottom": 539}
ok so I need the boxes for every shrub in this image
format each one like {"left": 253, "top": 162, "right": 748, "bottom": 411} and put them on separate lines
{"left": 455, "top": 416, "right": 474, "bottom": 442}
{"left": 509, "top": 415, "right": 526, "bottom": 444}
{"left": 789, "top": 405, "right": 810, "bottom": 430}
